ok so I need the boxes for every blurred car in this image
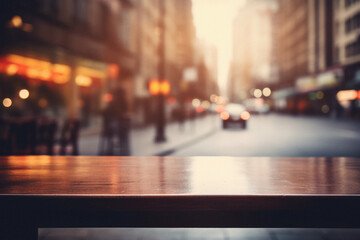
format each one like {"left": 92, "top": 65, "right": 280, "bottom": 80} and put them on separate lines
{"left": 220, "top": 103, "right": 250, "bottom": 129}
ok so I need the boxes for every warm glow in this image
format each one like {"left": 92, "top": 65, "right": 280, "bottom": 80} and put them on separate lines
{"left": 77, "top": 66, "right": 106, "bottom": 79}
{"left": 19, "top": 89, "right": 30, "bottom": 99}
{"left": 263, "top": 88, "right": 271, "bottom": 97}
{"left": 192, "top": 98, "right": 201, "bottom": 107}
{"left": 26, "top": 68, "right": 51, "bottom": 81}
{"left": 75, "top": 75, "right": 92, "bottom": 87}
{"left": 1, "top": 55, "right": 71, "bottom": 84}
{"left": 254, "top": 89, "right": 262, "bottom": 98}
{"left": 10, "top": 15, "right": 22, "bottom": 28}
{"left": 193, "top": 0, "right": 247, "bottom": 89}
{"left": 103, "top": 93, "right": 114, "bottom": 103}
{"left": 53, "top": 64, "right": 71, "bottom": 84}
{"left": 220, "top": 111, "right": 230, "bottom": 120}
{"left": 241, "top": 111, "right": 251, "bottom": 121}
{"left": 22, "top": 23, "right": 33, "bottom": 32}
{"left": 108, "top": 64, "right": 120, "bottom": 79}
{"left": 337, "top": 90, "right": 357, "bottom": 101}
{"left": 3, "top": 98, "right": 12, "bottom": 108}
{"left": 7, "top": 54, "right": 51, "bottom": 68}
{"left": 6, "top": 64, "right": 18, "bottom": 75}
{"left": 149, "top": 79, "right": 160, "bottom": 95}
{"left": 160, "top": 80, "right": 171, "bottom": 95}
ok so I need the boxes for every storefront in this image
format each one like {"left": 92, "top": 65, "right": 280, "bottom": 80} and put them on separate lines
{"left": 0, "top": 53, "right": 119, "bottom": 126}
{"left": 294, "top": 68, "right": 343, "bottom": 116}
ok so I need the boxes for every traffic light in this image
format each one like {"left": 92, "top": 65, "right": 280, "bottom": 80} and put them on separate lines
{"left": 149, "top": 79, "right": 170, "bottom": 96}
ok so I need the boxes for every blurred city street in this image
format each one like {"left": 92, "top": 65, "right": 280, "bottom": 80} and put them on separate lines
{"left": 79, "top": 114, "right": 219, "bottom": 156}
{"left": 80, "top": 113, "right": 360, "bottom": 157}
{"left": 172, "top": 114, "right": 360, "bottom": 157}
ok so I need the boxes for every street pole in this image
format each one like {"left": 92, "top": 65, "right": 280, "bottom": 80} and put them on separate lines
{"left": 155, "top": 0, "right": 167, "bottom": 143}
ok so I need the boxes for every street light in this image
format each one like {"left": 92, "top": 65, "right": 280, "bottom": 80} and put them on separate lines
{"left": 155, "top": 0, "right": 167, "bottom": 143}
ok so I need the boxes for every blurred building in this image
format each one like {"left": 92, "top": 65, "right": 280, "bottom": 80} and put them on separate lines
{"left": 273, "top": 0, "right": 346, "bottom": 116}
{"left": 133, "top": 0, "right": 160, "bottom": 125}
{"left": 335, "top": 0, "right": 360, "bottom": 90}
{"left": 0, "top": 0, "right": 137, "bottom": 126}
{"left": 228, "top": 0, "right": 276, "bottom": 103}
{"left": 0, "top": 0, "right": 200, "bottom": 127}
{"left": 195, "top": 41, "right": 219, "bottom": 99}
{"left": 133, "top": 0, "right": 196, "bottom": 125}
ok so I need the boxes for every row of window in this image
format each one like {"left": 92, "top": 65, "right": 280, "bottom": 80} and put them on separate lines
{"left": 346, "top": 37, "right": 360, "bottom": 57}
{"left": 345, "top": 0, "right": 360, "bottom": 8}
{"left": 345, "top": 13, "right": 360, "bottom": 33}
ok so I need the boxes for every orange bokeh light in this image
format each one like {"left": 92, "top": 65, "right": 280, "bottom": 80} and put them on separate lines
{"left": 160, "top": 80, "right": 171, "bottom": 95}
{"left": 220, "top": 111, "right": 230, "bottom": 120}
{"left": 0, "top": 55, "right": 71, "bottom": 84}
{"left": 149, "top": 79, "right": 160, "bottom": 95}
{"left": 241, "top": 111, "right": 251, "bottom": 121}
{"left": 108, "top": 64, "right": 120, "bottom": 79}
{"left": 149, "top": 79, "right": 170, "bottom": 96}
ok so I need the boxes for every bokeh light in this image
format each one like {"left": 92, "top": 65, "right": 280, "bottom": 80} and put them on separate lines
{"left": 241, "top": 111, "right": 251, "bottom": 120}
{"left": 220, "top": 111, "right": 230, "bottom": 120}
{"left": 192, "top": 98, "right": 201, "bottom": 107}
{"left": 263, "top": 88, "right": 271, "bottom": 97}
{"left": 3, "top": 98, "right": 12, "bottom": 108}
{"left": 254, "top": 89, "right": 262, "bottom": 98}
{"left": 19, "top": 89, "right": 30, "bottom": 99}
{"left": 10, "top": 15, "right": 22, "bottom": 28}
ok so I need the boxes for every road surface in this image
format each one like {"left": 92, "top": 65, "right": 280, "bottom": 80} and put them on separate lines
{"left": 172, "top": 114, "right": 360, "bottom": 157}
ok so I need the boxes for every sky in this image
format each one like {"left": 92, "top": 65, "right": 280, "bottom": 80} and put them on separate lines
{"left": 192, "top": 0, "right": 246, "bottom": 95}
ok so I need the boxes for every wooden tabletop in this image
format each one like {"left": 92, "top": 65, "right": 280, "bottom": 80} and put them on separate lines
{"left": 1, "top": 156, "right": 360, "bottom": 195}
{"left": 1, "top": 156, "right": 360, "bottom": 234}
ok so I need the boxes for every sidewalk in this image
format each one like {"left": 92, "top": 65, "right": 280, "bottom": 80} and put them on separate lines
{"left": 78, "top": 114, "right": 220, "bottom": 156}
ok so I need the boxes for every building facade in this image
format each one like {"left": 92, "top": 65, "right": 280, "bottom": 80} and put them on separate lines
{"left": 228, "top": 0, "right": 276, "bottom": 103}
{"left": 0, "top": 0, "right": 137, "bottom": 126}
{"left": 133, "top": 0, "right": 196, "bottom": 125}
{"left": 273, "top": 0, "right": 343, "bottom": 115}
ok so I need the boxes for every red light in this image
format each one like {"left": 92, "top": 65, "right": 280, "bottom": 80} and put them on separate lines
{"left": 220, "top": 111, "right": 230, "bottom": 120}
{"left": 241, "top": 111, "right": 250, "bottom": 121}
{"left": 358, "top": 90, "right": 360, "bottom": 100}
{"left": 103, "top": 93, "right": 113, "bottom": 103}
{"left": 108, "top": 64, "right": 119, "bottom": 79}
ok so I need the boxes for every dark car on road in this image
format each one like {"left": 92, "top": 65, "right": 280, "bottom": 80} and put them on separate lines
{"left": 221, "top": 103, "right": 250, "bottom": 129}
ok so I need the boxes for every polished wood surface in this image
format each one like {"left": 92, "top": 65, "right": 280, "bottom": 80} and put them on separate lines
{"left": 1, "top": 156, "right": 360, "bottom": 195}
{"left": 1, "top": 156, "right": 360, "bottom": 239}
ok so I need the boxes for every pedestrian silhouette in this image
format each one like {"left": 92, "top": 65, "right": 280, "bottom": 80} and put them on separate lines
{"left": 99, "top": 88, "right": 130, "bottom": 156}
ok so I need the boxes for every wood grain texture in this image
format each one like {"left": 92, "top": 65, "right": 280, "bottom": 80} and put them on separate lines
{"left": 1, "top": 156, "right": 360, "bottom": 195}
